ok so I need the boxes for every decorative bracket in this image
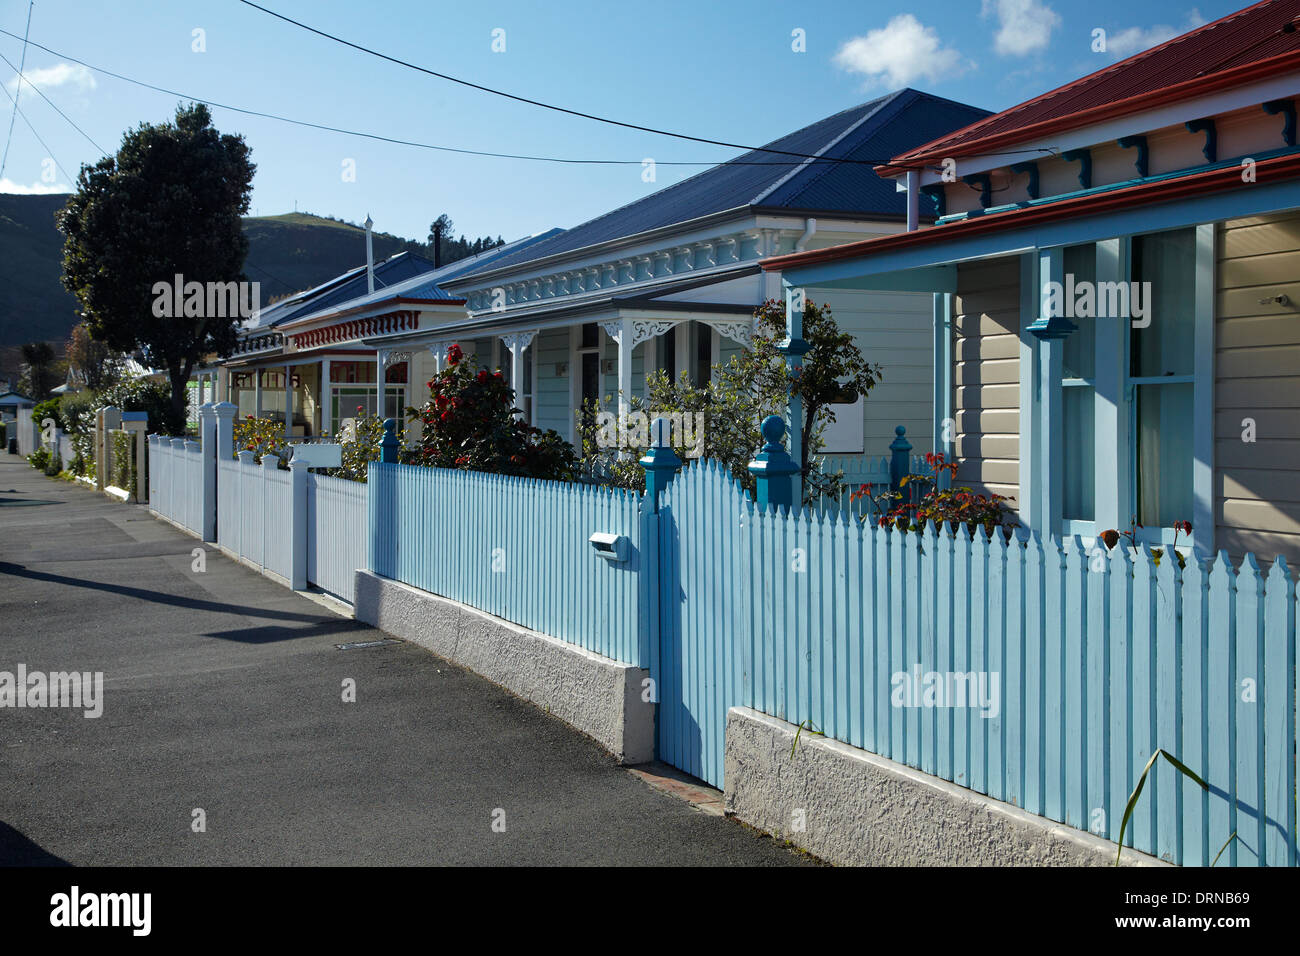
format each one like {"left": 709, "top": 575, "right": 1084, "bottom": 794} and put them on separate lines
{"left": 704, "top": 318, "right": 755, "bottom": 348}
{"left": 1186, "top": 118, "right": 1217, "bottom": 163}
{"left": 500, "top": 330, "right": 538, "bottom": 352}
{"left": 1117, "top": 135, "right": 1149, "bottom": 178}
{"left": 1263, "top": 99, "right": 1297, "bottom": 147}
{"left": 1062, "top": 148, "right": 1093, "bottom": 190}
{"left": 1010, "top": 160, "right": 1040, "bottom": 200}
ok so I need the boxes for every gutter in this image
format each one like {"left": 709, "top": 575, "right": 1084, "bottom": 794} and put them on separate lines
{"left": 763, "top": 149, "right": 1300, "bottom": 272}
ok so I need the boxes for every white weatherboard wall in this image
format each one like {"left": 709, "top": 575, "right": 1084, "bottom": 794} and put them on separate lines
{"left": 808, "top": 287, "right": 935, "bottom": 457}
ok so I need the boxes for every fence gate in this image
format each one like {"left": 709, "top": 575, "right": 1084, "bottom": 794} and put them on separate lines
{"left": 654, "top": 461, "right": 751, "bottom": 788}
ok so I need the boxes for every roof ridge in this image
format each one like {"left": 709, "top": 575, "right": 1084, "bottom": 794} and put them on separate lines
{"left": 751, "top": 90, "right": 909, "bottom": 205}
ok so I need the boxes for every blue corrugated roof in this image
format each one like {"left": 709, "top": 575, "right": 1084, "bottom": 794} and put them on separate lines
{"left": 276, "top": 229, "right": 565, "bottom": 327}
{"left": 450, "top": 89, "right": 990, "bottom": 280}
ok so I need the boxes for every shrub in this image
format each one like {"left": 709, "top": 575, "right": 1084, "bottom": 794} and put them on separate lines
{"left": 95, "top": 375, "right": 186, "bottom": 436}
{"left": 576, "top": 298, "right": 881, "bottom": 504}
{"left": 27, "top": 447, "right": 50, "bottom": 471}
{"left": 233, "top": 415, "right": 290, "bottom": 463}
{"left": 407, "top": 344, "right": 577, "bottom": 480}
{"left": 44, "top": 452, "right": 63, "bottom": 477}
{"left": 110, "top": 431, "right": 135, "bottom": 490}
{"left": 32, "top": 397, "right": 62, "bottom": 431}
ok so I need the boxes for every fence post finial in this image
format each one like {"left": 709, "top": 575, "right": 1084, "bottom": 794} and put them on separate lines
{"left": 639, "top": 416, "right": 682, "bottom": 513}
{"left": 749, "top": 415, "right": 800, "bottom": 511}
{"left": 380, "top": 418, "right": 400, "bottom": 463}
{"left": 889, "top": 425, "right": 912, "bottom": 496}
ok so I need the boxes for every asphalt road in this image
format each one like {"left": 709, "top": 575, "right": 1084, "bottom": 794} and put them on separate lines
{"left": 0, "top": 456, "right": 807, "bottom": 866}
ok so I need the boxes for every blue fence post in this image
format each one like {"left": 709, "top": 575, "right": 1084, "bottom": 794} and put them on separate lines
{"left": 749, "top": 415, "right": 800, "bottom": 511}
{"left": 380, "top": 418, "right": 399, "bottom": 464}
{"left": 639, "top": 416, "right": 682, "bottom": 513}
{"left": 889, "top": 425, "right": 912, "bottom": 498}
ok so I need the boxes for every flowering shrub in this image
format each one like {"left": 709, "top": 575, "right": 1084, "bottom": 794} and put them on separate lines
{"left": 233, "top": 415, "right": 290, "bottom": 463}
{"left": 407, "top": 344, "right": 577, "bottom": 480}
{"left": 326, "top": 407, "right": 402, "bottom": 482}
{"left": 850, "top": 452, "right": 1018, "bottom": 537}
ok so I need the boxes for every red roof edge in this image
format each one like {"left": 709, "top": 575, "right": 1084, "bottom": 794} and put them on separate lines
{"left": 877, "top": 29, "right": 1300, "bottom": 172}
{"left": 764, "top": 151, "right": 1300, "bottom": 273}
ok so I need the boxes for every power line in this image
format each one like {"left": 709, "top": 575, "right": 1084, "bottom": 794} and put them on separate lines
{"left": 0, "top": 30, "right": 900, "bottom": 169}
{"left": 235, "top": 0, "right": 937, "bottom": 170}
{"left": 0, "top": 68, "right": 72, "bottom": 183}
{"left": 0, "top": 29, "right": 864, "bottom": 169}
{"left": 0, "top": 47, "right": 105, "bottom": 155}
{"left": 0, "top": 0, "right": 34, "bottom": 178}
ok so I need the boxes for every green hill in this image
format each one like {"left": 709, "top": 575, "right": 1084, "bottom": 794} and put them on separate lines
{"left": 0, "top": 196, "right": 430, "bottom": 349}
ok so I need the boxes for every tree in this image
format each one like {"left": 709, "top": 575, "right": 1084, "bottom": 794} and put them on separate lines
{"left": 59, "top": 102, "right": 256, "bottom": 425}
{"left": 578, "top": 299, "right": 882, "bottom": 503}
{"left": 426, "top": 212, "right": 503, "bottom": 267}
{"left": 18, "top": 341, "right": 59, "bottom": 399}
{"left": 65, "top": 320, "right": 119, "bottom": 391}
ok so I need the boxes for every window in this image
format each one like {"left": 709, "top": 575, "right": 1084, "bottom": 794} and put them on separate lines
{"left": 1130, "top": 230, "right": 1196, "bottom": 530}
{"left": 695, "top": 322, "right": 713, "bottom": 387}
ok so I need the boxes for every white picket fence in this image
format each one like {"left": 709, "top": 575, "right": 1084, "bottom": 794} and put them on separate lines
{"left": 216, "top": 454, "right": 295, "bottom": 583}
{"left": 306, "top": 472, "right": 367, "bottom": 602}
{"left": 149, "top": 437, "right": 205, "bottom": 534}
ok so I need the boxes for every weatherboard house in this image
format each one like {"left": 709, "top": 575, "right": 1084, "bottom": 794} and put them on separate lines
{"left": 765, "top": 0, "right": 1300, "bottom": 565}
{"left": 372, "top": 88, "right": 992, "bottom": 461}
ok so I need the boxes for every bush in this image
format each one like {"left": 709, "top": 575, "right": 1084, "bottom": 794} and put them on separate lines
{"left": 96, "top": 375, "right": 186, "bottom": 436}
{"left": 233, "top": 415, "right": 290, "bottom": 464}
{"left": 44, "top": 452, "right": 63, "bottom": 477}
{"left": 27, "top": 447, "right": 50, "bottom": 471}
{"left": 32, "top": 397, "right": 62, "bottom": 431}
{"left": 110, "top": 431, "right": 135, "bottom": 490}
{"left": 407, "top": 344, "right": 577, "bottom": 480}
{"left": 576, "top": 299, "right": 880, "bottom": 504}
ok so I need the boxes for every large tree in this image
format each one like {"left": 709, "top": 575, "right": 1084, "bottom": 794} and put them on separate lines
{"left": 65, "top": 320, "right": 118, "bottom": 391}
{"left": 59, "top": 102, "right": 255, "bottom": 422}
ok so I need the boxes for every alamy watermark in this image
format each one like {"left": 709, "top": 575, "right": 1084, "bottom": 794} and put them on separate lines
{"left": 151, "top": 274, "right": 260, "bottom": 320}
{"left": 595, "top": 410, "right": 704, "bottom": 455}
{"left": 1042, "top": 273, "right": 1152, "bottom": 328}
{"left": 891, "top": 665, "right": 1000, "bottom": 719}
{"left": 0, "top": 664, "right": 103, "bottom": 718}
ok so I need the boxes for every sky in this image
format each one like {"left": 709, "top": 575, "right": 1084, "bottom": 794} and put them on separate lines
{"left": 0, "top": 0, "right": 1246, "bottom": 247}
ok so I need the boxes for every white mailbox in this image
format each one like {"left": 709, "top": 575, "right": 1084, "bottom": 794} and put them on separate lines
{"left": 290, "top": 443, "right": 343, "bottom": 468}
{"left": 589, "top": 532, "right": 629, "bottom": 563}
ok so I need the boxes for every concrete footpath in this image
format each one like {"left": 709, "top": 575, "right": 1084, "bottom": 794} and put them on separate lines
{"left": 0, "top": 457, "right": 809, "bottom": 866}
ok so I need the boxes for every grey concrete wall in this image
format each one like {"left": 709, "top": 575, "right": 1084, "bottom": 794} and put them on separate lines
{"left": 355, "top": 570, "right": 655, "bottom": 764}
{"left": 724, "top": 706, "right": 1168, "bottom": 867}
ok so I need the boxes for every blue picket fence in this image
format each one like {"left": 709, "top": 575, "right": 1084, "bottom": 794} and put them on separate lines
{"left": 368, "top": 462, "right": 650, "bottom": 666}
{"left": 361, "top": 430, "right": 1298, "bottom": 866}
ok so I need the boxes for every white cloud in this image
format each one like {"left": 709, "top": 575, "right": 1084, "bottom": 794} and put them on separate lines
{"left": 5, "top": 62, "right": 96, "bottom": 98}
{"left": 833, "top": 15, "right": 971, "bottom": 89}
{"left": 1105, "top": 9, "right": 1208, "bottom": 58}
{"left": 982, "top": 0, "right": 1061, "bottom": 56}
{"left": 0, "top": 177, "right": 69, "bottom": 195}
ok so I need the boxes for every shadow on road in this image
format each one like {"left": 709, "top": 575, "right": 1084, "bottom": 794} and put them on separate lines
{"left": 0, "top": 821, "right": 71, "bottom": 866}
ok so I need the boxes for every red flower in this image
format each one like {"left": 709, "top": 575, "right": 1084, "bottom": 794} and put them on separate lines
{"left": 447, "top": 344, "right": 464, "bottom": 365}
{"left": 477, "top": 370, "right": 489, "bottom": 383}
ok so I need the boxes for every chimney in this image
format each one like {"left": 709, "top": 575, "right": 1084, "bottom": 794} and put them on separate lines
{"left": 365, "top": 214, "right": 375, "bottom": 294}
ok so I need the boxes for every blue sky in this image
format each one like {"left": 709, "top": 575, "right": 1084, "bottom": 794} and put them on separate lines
{"left": 0, "top": 0, "right": 1241, "bottom": 246}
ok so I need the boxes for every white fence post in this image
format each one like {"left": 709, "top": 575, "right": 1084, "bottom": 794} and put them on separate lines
{"left": 199, "top": 403, "right": 218, "bottom": 541}
{"left": 214, "top": 401, "right": 237, "bottom": 461}
{"left": 289, "top": 456, "right": 309, "bottom": 590}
